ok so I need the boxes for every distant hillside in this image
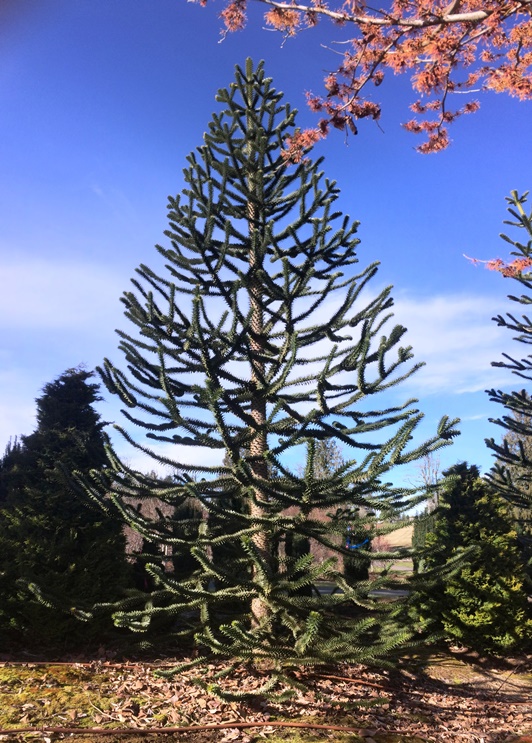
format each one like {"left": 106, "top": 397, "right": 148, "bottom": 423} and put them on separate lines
{"left": 384, "top": 523, "right": 413, "bottom": 548}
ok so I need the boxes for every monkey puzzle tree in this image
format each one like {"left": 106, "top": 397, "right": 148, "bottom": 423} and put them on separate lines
{"left": 485, "top": 192, "right": 532, "bottom": 514}
{"left": 483, "top": 192, "right": 532, "bottom": 587}
{"left": 80, "top": 59, "right": 457, "bottom": 682}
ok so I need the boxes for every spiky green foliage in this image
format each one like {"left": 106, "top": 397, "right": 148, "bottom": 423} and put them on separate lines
{"left": 484, "top": 192, "right": 532, "bottom": 589}
{"left": 487, "top": 398, "right": 532, "bottom": 588}
{"left": 78, "top": 59, "right": 458, "bottom": 676}
{"left": 0, "top": 368, "right": 130, "bottom": 649}
{"left": 311, "top": 440, "right": 370, "bottom": 582}
{"left": 411, "top": 510, "right": 437, "bottom": 574}
{"left": 486, "top": 192, "right": 532, "bottom": 514}
{"left": 411, "top": 463, "right": 532, "bottom": 653}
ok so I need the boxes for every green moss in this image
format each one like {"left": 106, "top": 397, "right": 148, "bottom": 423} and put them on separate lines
{"left": 0, "top": 665, "right": 116, "bottom": 730}
{"left": 254, "top": 734, "right": 362, "bottom": 743}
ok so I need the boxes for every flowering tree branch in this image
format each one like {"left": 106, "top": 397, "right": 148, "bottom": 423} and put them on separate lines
{"left": 200, "top": 0, "right": 532, "bottom": 155}
{"left": 247, "top": 0, "right": 525, "bottom": 28}
{"left": 466, "top": 191, "right": 532, "bottom": 278}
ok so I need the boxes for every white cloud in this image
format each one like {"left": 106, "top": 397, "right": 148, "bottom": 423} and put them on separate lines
{"left": 89, "top": 183, "right": 140, "bottom": 229}
{"left": 392, "top": 293, "right": 520, "bottom": 395}
{"left": 0, "top": 258, "right": 129, "bottom": 450}
{"left": 0, "top": 259, "right": 125, "bottom": 331}
{"left": 108, "top": 436, "right": 225, "bottom": 477}
{"left": 264, "top": 289, "right": 520, "bottom": 400}
{"left": 90, "top": 183, "right": 104, "bottom": 198}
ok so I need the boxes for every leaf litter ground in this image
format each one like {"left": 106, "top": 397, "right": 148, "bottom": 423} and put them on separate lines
{"left": 0, "top": 649, "right": 531, "bottom": 743}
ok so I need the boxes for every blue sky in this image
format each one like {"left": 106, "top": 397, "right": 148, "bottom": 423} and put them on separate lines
{"left": 1, "top": 0, "right": 531, "bottom": 482}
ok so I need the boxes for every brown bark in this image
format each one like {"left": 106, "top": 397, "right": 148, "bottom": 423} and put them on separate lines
{"left": 246, "top": 164, "right": 273, "bottom": 630}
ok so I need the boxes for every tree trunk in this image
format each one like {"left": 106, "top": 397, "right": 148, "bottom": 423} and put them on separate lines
{"left": 247, "top": 168, "right": 272, "bottom": 630}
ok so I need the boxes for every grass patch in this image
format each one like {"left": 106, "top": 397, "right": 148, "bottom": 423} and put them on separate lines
{"left": 0, "top": 664, "right": 114, "bottom": 729}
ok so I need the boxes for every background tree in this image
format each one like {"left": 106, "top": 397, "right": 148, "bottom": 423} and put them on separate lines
{"left": 310, "top": 440, "right": 371, "bottom": 582}
{"left": 0, "top": 437, "right": 24, "bottom": 506}
{"left": 202, "top": 0, "right": 532, "bottom": 154}
{"left": 312, "top": 439, "right": 345, "bottom": 480}
{"left": 411, "top": 453, "right": 441, "bottom": 571}
{"left": 0, "top": 368, "right": 130, "bottom": 650}
{"left": 412, "top": 453, "right": 441, "bottom": 503}
{"left": 411, "top": 462, "right": 532, "bottom": 653}
{"left": 80, "top": 59, "right": 458, "bottom": 688}
{"left": 412, "top": 510, "right": 437, "bottom": 573}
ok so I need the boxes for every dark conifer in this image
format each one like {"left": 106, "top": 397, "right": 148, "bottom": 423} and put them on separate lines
{"left": 0, "top": 368, "right": 130, "bottom": 649}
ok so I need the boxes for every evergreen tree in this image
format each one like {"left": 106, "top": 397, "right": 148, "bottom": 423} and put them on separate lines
{"left": 0, "top": 437, "right": 24, "bottom": 506}
{"left": 0, "top": 368, "right": 130, "bottom": 649}
{"left": 312, "top": 440, "right": 345, "bottom": 480}
{"left": 80, "top": 60, "right": 458, "bottom": 683}
{"left": 492, "top": 400, "right": 532, "bottom": 585}
{"left": 412, "top": 463, "right": 532, "bottom": 653}
{"left": 486, "top": 192, "right": 532, "bottom": 514}
{"left": 484, "top": 192, "right": 532, "bottom": 589}
{"left": 411, "top": 510, "right": 437, "bottom": 574}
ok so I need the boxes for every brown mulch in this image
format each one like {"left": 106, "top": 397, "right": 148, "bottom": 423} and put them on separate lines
{"left": 0, "top": 651, "right": 531, "bottom": 742}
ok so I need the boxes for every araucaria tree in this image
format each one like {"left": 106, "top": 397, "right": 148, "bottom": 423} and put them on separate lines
{"left": 483, "top": 192, "right": 532, "bottom": 584}
{"left": 82, "top": 60, "right": 458, "bottom": 681}
{"left": 485, "top": 192, "right": 532, "bottom": 513}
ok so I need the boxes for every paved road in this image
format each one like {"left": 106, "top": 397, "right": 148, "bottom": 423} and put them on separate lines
{"left": 315, "top": 583, "right": 409, "bottom": 599}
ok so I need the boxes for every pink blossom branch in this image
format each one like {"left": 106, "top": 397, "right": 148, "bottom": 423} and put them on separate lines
{"left": 249, "top": 0, "right": 531, "bottom": 29}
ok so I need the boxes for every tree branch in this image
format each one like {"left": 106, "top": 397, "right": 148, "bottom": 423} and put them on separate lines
{"left": 251, "top": 0, "right": 531, "bottom": 29}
